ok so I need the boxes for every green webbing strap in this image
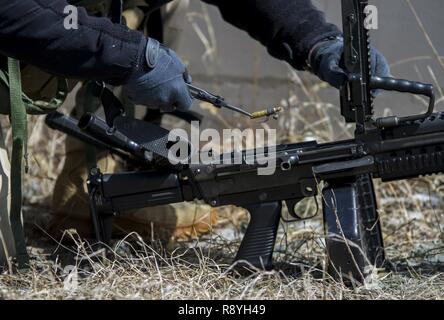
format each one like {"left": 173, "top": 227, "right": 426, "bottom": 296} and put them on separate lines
{"left": 24, "top": 78, "right": 68, "bottom": 115}
{"left": 83, "top": 82, "right": 100, "bottom": 170}
{"left": 0, "top": 70, "right": 68, "bottom": 116}
{"left": 7, "top": 58, "right": 29, "bottom": 268}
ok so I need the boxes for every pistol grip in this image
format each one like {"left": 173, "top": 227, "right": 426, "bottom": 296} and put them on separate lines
{"left": 234, "top": 201, "right": 282, "bottom": 271}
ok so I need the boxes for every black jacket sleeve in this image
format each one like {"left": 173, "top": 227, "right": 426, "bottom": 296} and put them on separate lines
{"left": 202, "top": 0, "right": 341, "bottom": 70}
{"left": 0, "top": 0, "right": 340, "bottom": 83}
{"left": 0, "top": 0, "right": 146, "bottom": 85}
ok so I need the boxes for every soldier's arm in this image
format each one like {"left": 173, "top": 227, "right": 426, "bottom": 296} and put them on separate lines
{"left": 0, "top": 0, "right": 146, "bottom": 85}
{"left": 202, "top": 0, "right": 341, "bottom": 70}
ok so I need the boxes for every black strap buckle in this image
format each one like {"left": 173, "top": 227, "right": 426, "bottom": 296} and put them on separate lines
{"left": 91, "top": 81, "right": 125, "bottom": 127}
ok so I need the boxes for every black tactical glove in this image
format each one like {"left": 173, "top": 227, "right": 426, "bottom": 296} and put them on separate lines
{"left": 308, "top": 36, "right": 390, "bottom": 89}
{"left": 123, "top": 38, "right": 193, "bottom": 111}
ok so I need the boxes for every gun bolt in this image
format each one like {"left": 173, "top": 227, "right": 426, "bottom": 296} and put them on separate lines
{"left": 280, "top": 156, "right": 298, "bottom": 171}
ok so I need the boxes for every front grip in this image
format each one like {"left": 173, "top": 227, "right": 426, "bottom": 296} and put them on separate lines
{"left": 234, "top": 201, "right": 282, "bottom": 271}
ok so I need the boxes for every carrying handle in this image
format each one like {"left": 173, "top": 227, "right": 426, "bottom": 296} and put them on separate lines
{"left": 370, "top": 76, "right": 433, "bottom": 97}
{"left": 369, "top": 76, "right": 435, "bottom": 128}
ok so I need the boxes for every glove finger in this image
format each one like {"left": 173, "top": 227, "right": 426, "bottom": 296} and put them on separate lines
{"left": 183, "top": 69, "right": 192, "bottom": 84}
{"left": 172, "top": 80, "right": 194, "bottom": 111}
{"left": 370, "top": 48, "right": 390, "bottom": 96}
{"left": 322, "top": 57, "right": 348, "bottom": 89}
{"left": 371, "top": 47, "right": 391, "bottom": 78}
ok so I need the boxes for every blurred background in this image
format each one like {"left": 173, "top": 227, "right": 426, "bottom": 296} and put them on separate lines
{"left": 170, "top": 0, "right": 444, "bottom": 122}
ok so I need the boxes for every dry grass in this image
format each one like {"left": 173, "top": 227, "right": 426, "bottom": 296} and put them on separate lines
{"left": 0, "top": 204, "right": 442, "bottom": 300}
{"left": 0, "top": 231, "right": 442, "bottom": 300}
{"left": 1, "top": 1, "right": 443, "bottom": 300}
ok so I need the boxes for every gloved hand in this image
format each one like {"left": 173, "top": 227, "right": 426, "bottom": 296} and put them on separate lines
{"left": 308, "top": 36, "right": 390, "bottom": 90}
{"left": 123, "top": 38, "right": 193, "bottom": 111}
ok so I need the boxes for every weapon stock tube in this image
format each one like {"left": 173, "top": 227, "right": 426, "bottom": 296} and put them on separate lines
{"left": 78, "top": 113, "right": 144, "bottom": 157}
{"left": 46, "top": 112, "right": 113, "bottom": 151}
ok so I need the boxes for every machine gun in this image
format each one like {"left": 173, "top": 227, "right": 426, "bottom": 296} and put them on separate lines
{"left": 46, "top": 0, "right": 442, "bottom": 282}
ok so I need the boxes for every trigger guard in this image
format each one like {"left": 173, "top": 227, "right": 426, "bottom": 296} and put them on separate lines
{"left": 285, "top": 197, "right": 318, "bottom": 221}
{"left": 285, "top": 199, "right": 304, "bottom": 220}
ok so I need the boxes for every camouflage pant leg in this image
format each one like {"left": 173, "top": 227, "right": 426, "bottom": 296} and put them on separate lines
{"left": 49, "top": 86, "right": 121, "bottom": 237}
{"left": 50, "top": 129, "right": 217, "bottom": 241}
{"left": 122, "top": 0, "right": 190, "bottom": 49}
{"left": 163, "top": 0, "right": 190, "bottom": 49}
{"left": 50, "top": 1, "right": 217, "bottom": 242}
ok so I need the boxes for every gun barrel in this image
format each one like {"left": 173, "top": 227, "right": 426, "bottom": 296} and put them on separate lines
{"left": 45, "top": 112, "right": 129, "bottom": 160}
{"left": 78, "top": 113, "right": 150, "bottom": 161}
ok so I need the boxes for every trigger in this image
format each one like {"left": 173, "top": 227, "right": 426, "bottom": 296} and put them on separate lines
{"left": 285, "top": 199, "right": 303, "bottom": 219}
{"left": 285, "top": 196, "right": 319, "bottom": 221}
